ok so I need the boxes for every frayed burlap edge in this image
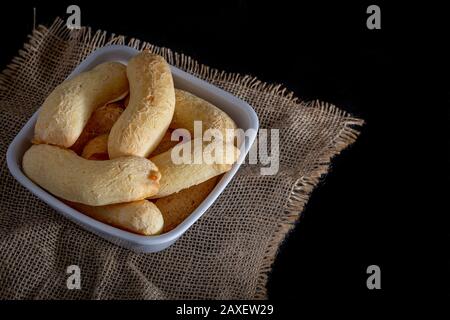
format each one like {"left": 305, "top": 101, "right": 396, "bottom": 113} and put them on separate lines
{"left": 255, "top": 101, "right": 363, "bottom": 298}
{"left": 0, "top": 17, "right": 364, "bottom": 299}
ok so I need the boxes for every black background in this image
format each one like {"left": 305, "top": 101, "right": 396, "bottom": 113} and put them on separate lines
{"left": 0, "top": 0, "right": 445, "bottom": 306}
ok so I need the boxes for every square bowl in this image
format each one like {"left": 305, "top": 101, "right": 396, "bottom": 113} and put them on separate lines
{"left": 6, "top": 45, "right": 259, "bottom": 253}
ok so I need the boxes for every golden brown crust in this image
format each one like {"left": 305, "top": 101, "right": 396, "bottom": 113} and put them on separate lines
{"left": 81, "top": 134, "right": 109, "bottom": 160}
{"left": 149, "top": 138, "right": 239, "bottom": 199}
{"left": 108, "top": 51, "right": 175, "bottom": 158}
{"left": 148, "top": 129, "right": 180, "bottom": 157}
{"left": 34, "top": 62, "right": 128, "bottom": 148}
{"left": 66, "top": 200, "right": 164, "bottom": 236}
{"left": 172, "top": 89, "right": 237, "bottom": 139}
{"left": 76, "top": 136, "right": 164, "bottom": 236}
{"left": 23, "top": 144, "right": 161, "bottom": 206}
{"left": 71, "top": 102, "right": 124, "bottom": 154}
{"left": 80, "top": 129, "right": 182, "bottom": 161}
{"left": 155, "top": 176, "right": 219, "bottom": 232}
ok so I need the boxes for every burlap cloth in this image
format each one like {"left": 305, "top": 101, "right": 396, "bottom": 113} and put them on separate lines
{"left": 0, "top": 18, "right": 363, "bottom": 299}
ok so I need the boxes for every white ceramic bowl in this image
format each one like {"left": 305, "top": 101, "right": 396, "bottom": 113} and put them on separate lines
{"left": 6, "top": 45, "right": 259, "bottom": 253}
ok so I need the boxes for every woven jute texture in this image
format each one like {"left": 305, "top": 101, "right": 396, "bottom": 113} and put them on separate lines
{"left": 0, "top": 18, "right": 363, "bottom": 299}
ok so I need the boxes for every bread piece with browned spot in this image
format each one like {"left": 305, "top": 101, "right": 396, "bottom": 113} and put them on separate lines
{"left": 23, "top": 144, "right": 160, "bottom": 206}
